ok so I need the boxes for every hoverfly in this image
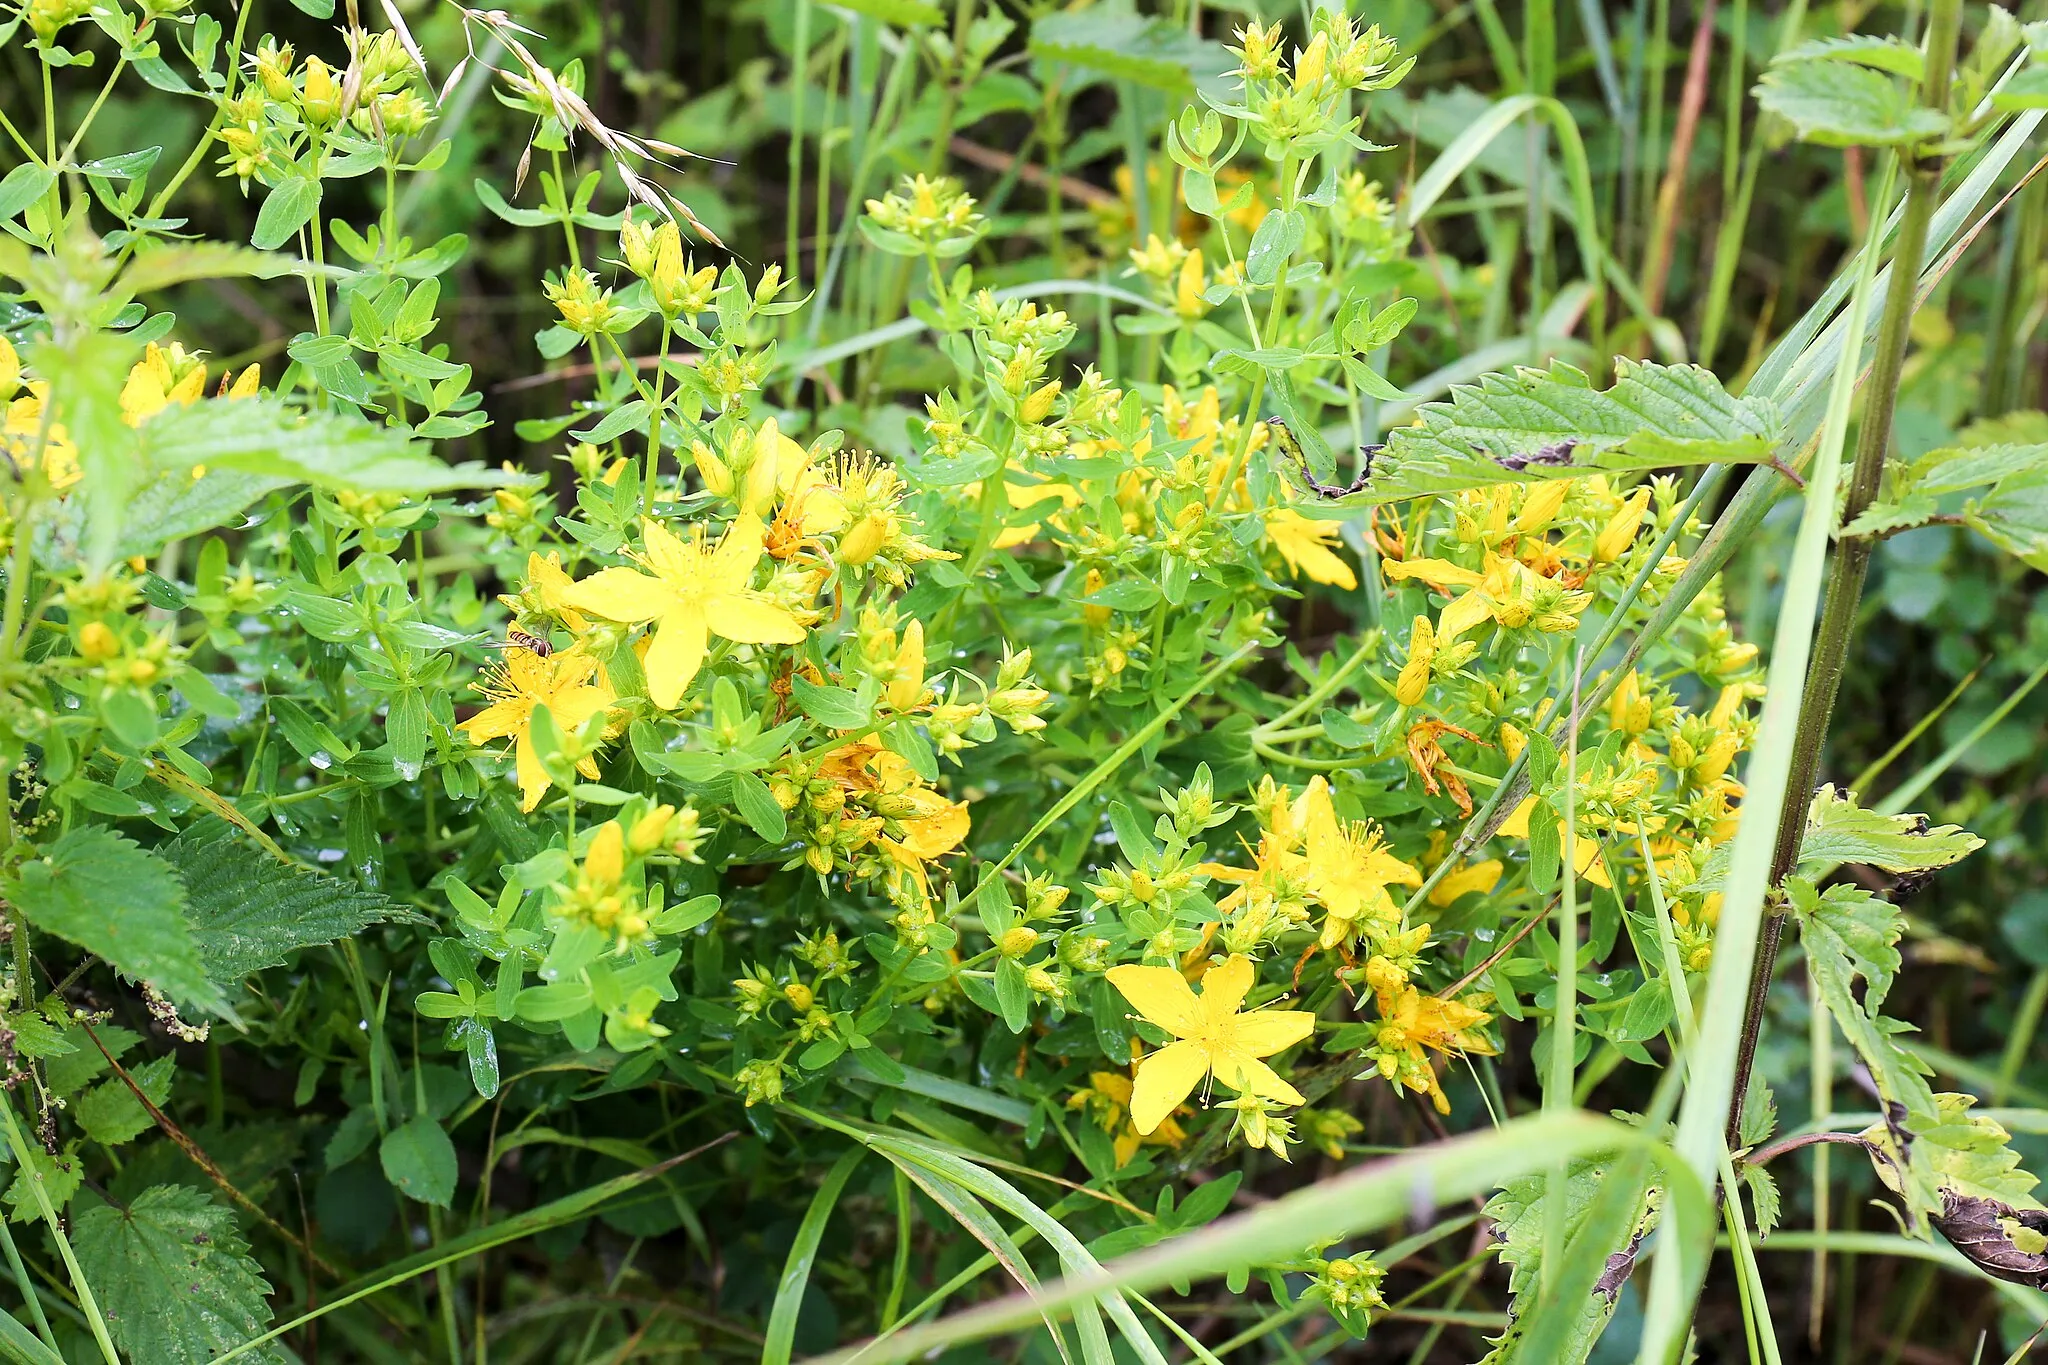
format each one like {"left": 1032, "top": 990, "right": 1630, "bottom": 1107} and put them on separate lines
{"left": 489, "top": 629, "right": 553, "bottom": 658}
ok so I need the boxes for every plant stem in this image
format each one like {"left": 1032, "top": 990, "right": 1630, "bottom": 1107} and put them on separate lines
{"left": 1721, "top": 0, "right": 1964, "bottom": 1154}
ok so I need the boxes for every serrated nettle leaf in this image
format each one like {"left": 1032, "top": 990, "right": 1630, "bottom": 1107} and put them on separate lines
{"left": 1774, "top": 34, "right": 1927, "bottom": 79}
{"left": 1755, "top": 61, "right": 1949, "bottom": 148}
{"left": 1789, "top": 877, "right": 1936, "bottom": 1130}
{"left": 1355, "top": 359, "right": 1784, "bottom": 503}
{"left": 1795, "top": 785, "right": 1982, "bottom": 874}
{"left": 74, "top": 1053, "right": 176, "bottom": 1146}
{"left": 1482, "top": 1153, "right": 1660, "bottom": 1364}
{"left": 1906, "top": 442, "right": 2047, "bottom": 495}
{"left": 3, "top": 827, "right": 224, "bottom": 1013}
{"left": 1967, "top": 467, "right": 2048, "bottom": 572}
{"left": 158, "top": 833, "right": 421, "bottom": 988}
{"left": 75, "top": 1186, "right": 286, "bottom": 1365}
{"left": 1027, "top": 9, "right": 1232, "bottom": 95}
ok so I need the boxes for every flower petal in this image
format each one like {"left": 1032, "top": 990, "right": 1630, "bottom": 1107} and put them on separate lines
{"left": 1107, "top": 964, "right": 1204, "bottom": 1037}
{"left": 566, "top": 566, "right": 673, "bottom": 625}
{"left": 703, "top": 591, "right": 807, "bottom": 646}
{"left": 1197, "top": 954, "right": 1255, "bottom": 1024}
{"left": 644, "top": 609, "right": 709, "bottom": 710}
{"left": 1382, "top": 557, "right": 1483, "bottom": 588}
{"left": 1228, "top": 1009, "right": 1316, "bottom": 1058}
{"left": 712, "top": 513, "right": 768, "bottom": 585}
{"left": 1211, "top": 1049, "right": 1306, "bottom": 1107}
{"left": 461, "top": 699, "right": 525, "bottom": 744}
{"left": 1437, "top": 589, "right": 1495, "bottom": 642}
{"left": 514, "top": 730, "right": 550, "bottom": 812}
{"left": 1128, "top": 1040, "right": 1208, "bottom": 1135}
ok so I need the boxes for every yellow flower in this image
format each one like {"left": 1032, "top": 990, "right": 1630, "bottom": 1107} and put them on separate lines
{"left": 461, "top": 648, "right": 617, "bottom": 811}
{"left": 1106, "top": 954, "right": 1315, "bottom": 1134}
{"left": 1297, "top": 777, "right": 1421, "bottom": 949}
{"left": 565, "top": 515, "right": 806, "bottom": 710}
{"left": 118, "top": 342, "right": 208, "bottom": 426}
{"left": 1067, "top": 1066, "right": 1188, "bottom": 1167}
{"left": 1510, "top": 478, "right": 1573, "bottom": 534}
{"left": 2, "top": 380, "right": 79, "bottom": 490}
{"left": 1266, "top": 509, "right": 1357, "bottom": 590}
{"left": 883, "top": 619, "right": 930, "bottom": 713}
{"left": 1364, "top": 967, "right": 1495, "bottom": 1113}
{"left": 1385, "top": 551, "right": 1587, "bottom": 640}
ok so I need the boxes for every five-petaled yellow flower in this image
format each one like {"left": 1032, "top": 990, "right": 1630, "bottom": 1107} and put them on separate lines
{"left": 461, "top": 648, "right": 617, "bottom": 811}
{"left": 1266, "top": 508, "right": 1358, "bottom": 590}
{"left": 1106, "top": 954, "right": 1315, "bottom": 1135}
{"left": 1298, "top": 777, "right": 1421, "bottom": 949}
{"left": 565, "top": 514, "right": 806, "bottom": 710}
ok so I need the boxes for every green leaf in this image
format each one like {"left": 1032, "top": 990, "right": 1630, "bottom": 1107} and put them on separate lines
{"left": 1755, "top": 61, "right": 1948, "bottom": 148}
{"left": 1739, "top": 1164, "right": 1782, "bottom": 1239}
{"left": 1902, "top": 442, "right": 2046, "bottom": 495}
{"left": 3, "top": 1144, "right": 81, "bottom": 1225}
{"left": 3, "top": 828, "right": 224, "bottom": 1013}
{"left": 1480, "top": 1151, "right": 1660, "bottom": 1365}
{"left": 821, "top": 0, "right": 943, "bottom": 23}
{"left": 159, "top": 833, "right": 421, "bottom": 988}
{"left": 1027, "top": 10, "right": 1232, "bottom": 95}
{"left": 115, "top": 243, "right": 309, "bottom": 299}
{"left": 380, "top": 1115, "right": 458, "bottom": 1207}
{"left": 134, "top": 396, "right": 513, "bottom": 493}
{"left": 730, "top": 770, "right": 788, "bottom": 842}
{"left": 1968, "top": 467, "right": 2048, "bottom": 572}
{"left": 73, "top": 1185, "right": 285, "bottom": 1364}
{"left": 250, "top": 174, "right": 321, "bottom": 250}
{"left": 791, "top": 677, "right": 873, "bottom": 730}
{"left": 1245, "top": 209, "right": 1306, "bottom": 287}
{"left": 74, "top": 1054, "right": 176, "bottom": 1146}
{"left": 1773, "top": 34, "right": 1926, "bottom": 79}
{"left": 1789, "top": 877, "right": 1935, "bottom": 1123}
{"left": 1794, "top": 785, "right": 1982, "bottom": 874}
{"left": 0, "top": 164, "right": 56, "bottom": 222}
{"left": 1356, "top": 359, "right": 1783, "bottom": 503}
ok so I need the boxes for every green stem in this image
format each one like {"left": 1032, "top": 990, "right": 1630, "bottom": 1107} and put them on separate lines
{"left": 0, "top": 1099, "right": 118, "bottom": 1365}
{"left": 0, "top": 1212, "right": 56, "bottom": 1351}
{"left": 1723, "top": 0, "right": 1963, "bottom": 1152}
{"left": 141, "top": 0, "right": 255, "bottom": 228}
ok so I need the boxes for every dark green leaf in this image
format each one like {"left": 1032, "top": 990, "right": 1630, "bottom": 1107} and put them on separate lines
{"left": 74, "top": 1185, "right": 284, "bottom": 1364}
{"left": 380, "top": 1116, "right": 458, "bottom": 1207}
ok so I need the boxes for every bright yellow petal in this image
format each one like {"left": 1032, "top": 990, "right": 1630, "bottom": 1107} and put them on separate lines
{"left": 1228, "top": 1008, "right": 1316, "bottom": 1058}
{"left": 514, "top": 730, "right": 550, "bottom": 812}
{"left": 566, "top": 566, "right": 673, "bottom": 624}
{"left": 460, "top": 698, "right": 526, "bottom": 744}
{"left": 898, "top": 801, "right": 969, "bottom": 859}
{"left": 643, "top": 609, "right": 709, "bottom": 710}
{"left": 550, "top": 683, "right": 613, "bottom": 735}
{"left": 1128, "top": 1040, "right": 1207, "bottom": 1135}
{"left": 702, "top": 592, "right": 807, "bottom": 646}
{"left": 1382, "top": 557, "right": 1483, "bottom": 588}
{"left": 712, "top": 513, "right": 768, "bottom": 585}
{"left": 1437, "top": 590, "right": 1495, "bottom": 642}
{"left": 1197, "top": 954, "right": 1255, "bottom": 1024}
{"left": 1499, "top": 796, "right": 1537, "bottom": 838}
{"left": 1429, "top": 859, "right": 1504, "bottom": 907}
{"left": 1211, "top": 1050, "right": 1306, "bottom": 1106}
{"left": 1107, "top": 964, "right": 1204, "bottom": 1037}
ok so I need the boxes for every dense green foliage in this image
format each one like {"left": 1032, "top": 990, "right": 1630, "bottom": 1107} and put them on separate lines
{"left": 0, "top": 1, "right": 2046, "bottom": 1362}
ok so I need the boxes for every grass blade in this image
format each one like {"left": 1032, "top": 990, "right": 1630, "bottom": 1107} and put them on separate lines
{"left": 764, "top": 1148, "right": 865, "bottom": 1365}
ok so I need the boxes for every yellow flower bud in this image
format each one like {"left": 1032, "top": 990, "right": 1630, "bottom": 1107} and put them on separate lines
{"left": 839, "top": 513, "right": 888, "bottom": 566}
{"left": 583, "top": 821, "right": 625, "bottom": 888}
{"left": 1019, "top": 379, "right": 1062, "bottom": 425}
{"left": 783, "top": 981, "right": 814, "bottom": 1011}
{"left": 1499, "top": 722, "right": 1526, "bottom": 762}
{"left": 619, "top": 217, "right": 658, "bottom": 279}
{"left": 300, "top": 57, "right": 341, "bottom": 125}
{"left": 692, "top": 440, "right": 734, "bottom": 497}
{"left": 628, "top": 804, "right": 676, "bottom": 854}
{"left": 998, "top": 925, "right": 1040, "bottom": 958}
{"left": 0, "top": 336, "right": 17, "bottom": 401}
{"left": 1594, "top": 487, "right": 1652, "bottom": 563}
{"left": 1294, "top": 32, "right": 1330, "bottom": 89}
{"left": 1395, "top": 615, "right": 1434, "bottom": 706}
{"left": 78, "top": 622, "right": 119, "bottom": 662}
{"left": 1512, "top": 479, "right": 1572, "bottom": 533}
